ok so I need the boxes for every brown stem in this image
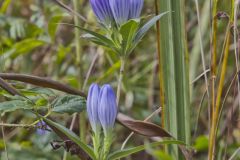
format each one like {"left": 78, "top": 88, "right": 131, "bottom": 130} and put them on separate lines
{"left": 0, "top": 73, "right": 85, "bottom": 97}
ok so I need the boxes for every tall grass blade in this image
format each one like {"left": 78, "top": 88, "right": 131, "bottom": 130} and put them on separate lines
{"left": 158, "top": 0, "right": 190, "bottom": 159}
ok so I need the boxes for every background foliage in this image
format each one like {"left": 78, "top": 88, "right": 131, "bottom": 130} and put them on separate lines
{"left": 0, "top": 0, "right": 239, "bottom": 160}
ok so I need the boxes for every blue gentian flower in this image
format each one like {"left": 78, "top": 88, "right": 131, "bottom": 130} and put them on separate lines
{"left": 90, "top": 0, "right": 114, "bottom": 26}
{"left": 109, "top": 0, "right": 130, "bottom": 25}
{"left": 98, "top": 84, "right": 117, "bottom": 134}
{"left": 87, "top": 83, "right": 101, "bottom": 133}
{"left": 128, "top": 0, "right": 144, "bottom": 19}
{"left": 90, "top": 0, "right": 144, "bottom": 26}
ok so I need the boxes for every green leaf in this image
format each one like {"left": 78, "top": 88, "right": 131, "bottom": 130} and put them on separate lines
{"left": 108, "top": 140, "right": 185, "bottom": 160}
{"left": 96, "top": 60, "right": 121, "bottom": 82}
{"left": 158, "top": 1, "right": 190, "bottom": 159}
{"left": 0, "top": 100, "right": 33, "bottom": 113}
{"left": 81, "top": 33, "right": 113, "bottom": 47}
{"left": 61, "top": 23, "right": 116, "bottom": 50}
{"left": 133, "top": 12, "right": 169, "bottom": 47}
{"left": 120, "top": 19, "right": 140, "bottom": 54}
{"left": 151, "top": 150, "right": 173, "bottom": 160}
{"left": 52, "top": 95, "right": 86, "bottom": 114}
{"left": 4, "top": 38, "right": 45, "bottom": 58}
{"left": 21, "top": 87, "right": 56, "bottom": 97}
{"left": 39, "top": 116, "right": 96, "bottom": 160}
{"left": 0, "top": 0, "right": 12, "bottom": 13}
{"left": 48, "top": 15, "right": 63, "bottom": 41}
{"left": 194, "top": 135, "right": 208, "bottom": 151}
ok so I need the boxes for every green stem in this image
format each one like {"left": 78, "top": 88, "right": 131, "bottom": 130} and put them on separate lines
{"left": 92, "top": 132, "right": 101, "bottom": 159}
{"left": 154, "top": 0, "right": 165, "bottom": 127}
{"left": 103, "top": 132, "right": 114, "bottom": 160}
{"left": 116, "top": 57, "right": 125, "bottom": 105}
{"left": 72, "top": 0, "right": 86, "bottom": 143}
{"left": 208, "top": 1, "right": 234, "bottom": 158}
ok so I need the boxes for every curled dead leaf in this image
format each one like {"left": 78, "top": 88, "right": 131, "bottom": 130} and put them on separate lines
{"left": 117, "top": 113, "right": 172, "bottom": 138}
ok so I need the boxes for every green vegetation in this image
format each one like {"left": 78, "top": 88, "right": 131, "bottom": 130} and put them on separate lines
{"left": 0, "top": 0, "right": 239, "bottom": 160}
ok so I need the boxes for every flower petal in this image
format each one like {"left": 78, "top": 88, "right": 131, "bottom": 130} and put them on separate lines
{"left": 98, "top": 84, "right": 117, "bottom": 134}
{"left": 90, "top": 0, "right": 113, "bottom": 26}
{"left": 110, "top": 0, "right": 130, "bottom": 25}
{"left": 129, "top": 0, "right": 144, "bottom": 19}
{"left": 87, "top": 83, "right": 101, "bottom": 132}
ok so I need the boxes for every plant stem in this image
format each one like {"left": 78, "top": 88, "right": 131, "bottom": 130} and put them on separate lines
{"left": 208, "top": 0, "right": 218, "bottom": 159}
{"left": 208, "top": 24, "right": 231, "bottom": 160}
{"left": 154, "top": 0, "right": 165, "bottom": 127}
{"left": 73, "top": 0, "right": 86, "bottom": 143}
{"left": 116, "top": 57, "right": 125, "bottom": 105}
{"left": 92, "top": 133, "right": 100, "bottom": 159}
{"left": 103, "top": 132, "right": 113, "bottom": 160}
{"left": 208, "top": 1, "right": 234, "bottom": 158}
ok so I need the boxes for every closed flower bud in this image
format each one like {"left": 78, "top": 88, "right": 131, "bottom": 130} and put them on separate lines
{"left": 98, "top": 84, "right": 117, "bottom": 135}
{"left": 129, "top": 0, "right": 144, "bottom": 19}
{"left": 109, "top": 0, "right": 130, "bottom": 25}
{"left": 36, "top": 121, "right": 50, "bottom": 135}
{"left": 87, "top": 83, "right": 101, "bottom": 133}
{"left": 90, "top": 0, "right": 114, "bottom": 27}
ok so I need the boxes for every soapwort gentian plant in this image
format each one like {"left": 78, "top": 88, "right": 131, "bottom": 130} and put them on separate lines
{"left": 83, "top": 0, "right": 168, "bottom": 103}
{"left": 85, "top": 84, "right": 181, "bottom": 160}
{"left": 87, "top": 83, "right": 117, "bottom": 160}
{"left": 86, "top": 0, "right": 167, "bottom": 57}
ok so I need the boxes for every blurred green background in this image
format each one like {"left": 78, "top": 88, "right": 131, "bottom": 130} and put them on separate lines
{"left": 0, "top": 0, "right": 239, "bottom": 159}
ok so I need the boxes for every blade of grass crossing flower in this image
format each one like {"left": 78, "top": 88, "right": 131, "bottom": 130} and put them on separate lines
{"left": 158, "top": 0, "right": 190, "bottom": 159}
{"left": 108, "top": 140, "right": 185, "bottom": 160}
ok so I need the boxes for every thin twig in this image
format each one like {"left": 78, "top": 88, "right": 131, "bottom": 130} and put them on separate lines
{"left": 191, "top": 69, "right": 211, "bottom": 84}
{"left": 0, "top": 123, "right": 34, "bottom": 128}
{"left": 51, "top": 0, "right": 87, "bottom": 22}
{"left": 1, "top": 118, "right": 9, "bottom": 160}
{"left": 194, "top": 0, "right": 210, "bottom": 99}
{"left": 233, "top": 0, "right": 240, "bottom": 111}
{"left": 82, "top": 53, "right": 99, "bottom": 91}
{"left": 229, "top": 147, "right": 240, "bottom": 160}
{"left": 194, "top": 89, "right": 207, "bottom": 138}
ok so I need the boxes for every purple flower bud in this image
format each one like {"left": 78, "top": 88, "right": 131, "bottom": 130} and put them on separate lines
{"left": 98, "top": 84, "right": 117, "bottom": 134}
{"left": 36, "top": 121, "right": 50, "bottom": 135}
{"left": 109, "top": 0, "right": 130, "bottom": 25}
{"left": 87, "top": 83, "right": 101, "bottom": 132}
{"left": 90, "top": 0, "right": 114, "bottom": 26}
{"left": 128, "top": 0, "right": 144, "bottom": 19}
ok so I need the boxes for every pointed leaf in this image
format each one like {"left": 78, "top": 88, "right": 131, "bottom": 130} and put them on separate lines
{"left": 39, "top": 116, "right": 96, "bottom": 160}
{"left": 120, "top": 19, "right": 140, "bottom": 53}
{"left": 81, "top": 33, "right": 113, "bottom": 47}
{"left": 48, "top": 15, "right": 63, "bottom": 41}
{"left": 0, "top": 100, "right": 33, "bottom": 113}
{"left": 133, "top": 12, "right": 169, "bottom": 46}
{"left": 52, "top": 95, "right": 86, "bottom": 114}
{"left": 61, "top": 23, "right": 115, "bottom": 48}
